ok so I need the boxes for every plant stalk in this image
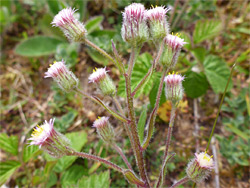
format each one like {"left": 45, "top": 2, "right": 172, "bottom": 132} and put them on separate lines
{"left": 170, "top": 176, "right": 189, "bottom": 188}
{"left": 113, "top": 143, "right": 133, "bottom": 171}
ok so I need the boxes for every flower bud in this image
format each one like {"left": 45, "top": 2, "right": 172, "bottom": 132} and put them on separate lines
{"left": 160, "top": 34, "right": 187, "bottom": 68}
{"left": 164, "top": 72, "right": 184, "bottom": 103}
{"left": 28, "top": 119, "right": 71, "bottom": 158}
{"left": 146, "top": 6, "right": 170, "bottom": 41}
{"left": 121, "top": 3, "right": 149, "bottom": 46}
{"left": 51, "top": 7, "right": 87, "bottom": 42}
{"left": 88, "top": 67, "right": 116, "bottom": 96}
{"left": 93, "top": 117, "right": 115, "bottom": 143}
{"left": 186, "top": 152, "right": 214, "bottom": 183}
{"left": 45, "top": 60, "right": 79, "bottom": 92}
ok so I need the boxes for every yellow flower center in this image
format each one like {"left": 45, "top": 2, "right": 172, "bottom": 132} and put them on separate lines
{"left": 31, "top": 125, "right": 44, "bottom": 138}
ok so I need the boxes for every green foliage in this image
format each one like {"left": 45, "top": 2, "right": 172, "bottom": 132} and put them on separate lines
{"left": 149, "top": 75, "right": 166, "bottom": 107}
{"left": 0, "top": 133, "right": 19, "bottom": 156}
{"left": 191, "top": 47, "right": 206, "bottom": 62}
{"left": 193, "top": 20, "right": 222, "bottom": 44}
{"left": 183, "top": 71, "right": 209, "bottom": 98}
{"left": 203, "top": 55, "right": 233, "bottom": 93}
{"left": 85, "top": 16, "right": 104, "bottom": 34}
{"left": 137, "top": 106, "right": 147, "bottom": 144}
{"left": 15, "top": 36, "right": 65, "bottom": 57}
{"left": 54, "top": 109, "right": 78, "bottom": 132}
{"left": 118, "top": 53, "right": 158, "bottom": 98}
{"left": 22, "top": 144, "right": 39, "bottom": 163}
{"left": 0, "top": 161, "right": 21, "bottom": 186}
{"left": 61, "top": 165, "right": 87, "bottom": 187}
{"left": 78, "top": 171, "right": 110, "bottom": 188}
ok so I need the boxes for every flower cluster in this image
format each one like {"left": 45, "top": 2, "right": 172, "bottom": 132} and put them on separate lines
{"left": 51, "top": 7, "right": 87, "bottom": 42}
{"left": 45, "top": 60, "right": 79, "bottom": 92}
{"left": 186, "top": 152, "right": 214, "bottom": 183}
{"left": 164, "top": 72, "right": 184, "bottom": 103}
{"left": 93, "top": 116, "right": 115, "bottom": 143}
{"left": 88, "top": 67, "right": 116, "bottom": 96}
{"left": 29, "top": 119, "right": 70, "bottom": 158}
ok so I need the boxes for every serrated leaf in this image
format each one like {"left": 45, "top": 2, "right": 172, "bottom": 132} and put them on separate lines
{"left": 85, "top": 16, "right": 104, "bottom": 34}
{"left": 22, "top": 144, "right": 39, "bottom": 162}
{"left": 182, "top": 70, "right": 209, "bottom": 98}
{"left": 118, "top": 53, "right": 157, "bottom": 98}
{"left": 193, "top": 20, "right": 222, "bottom": 44}
{"left": 78, "top": 171, "right": 110, "bottom": 188}
{"left": 137, "top": 107, "right": 147, "bottom": 144}
{"left": 49, "top": 131, "right": 87, "bottom": 173}
{"left": 0, "top": 133, "right": 18, "bottom": 156}
{"left": 15, "top": 36, "right": 65, "bottom": 57}
{"left": 203, "top": 55, "right": 233, "bottom": 93}
{"left": 46, "top": 172, "right": 57, "bottom": 188}
{"left": 0, "top": 160, "right": 21, "bottom": 186}
{"left": 191, "top": 47, "right": 206, "bottom": 62}
{"left": 61, "top": 165, "right": 86, "bottom": 188}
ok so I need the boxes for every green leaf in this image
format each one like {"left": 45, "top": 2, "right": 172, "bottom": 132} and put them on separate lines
{"left": 193, "top": 20, "right": 222, "bottom": 44}
{"left": 86, "top": 48, "right": 109, "bottom": 65}
{"left": 191, "top": 47, "right": 206, "bottom": 62}
{"left": 118, "top": 53, "right": 157, "bottom": 98}
{"left": 50, "top": 131, "right": 87, "bottom": 173}
{"left": 182, "top": 71, "right": 209, "bottom": 98}
{"left": 54, "top": 109, "right": 78, "bottom": 132}
{"left": 149, "top": 74, "right": 166, "bottom": 107}
{"left": 0, "top": 160, "right": 21, "bottom": 186}
{"left": 85, "top": 16, "right": 104, "bottom": 34}
{"left": 61, "top": 165, "right": 86, "bottom": 187}
{"left": 22, "top": 144, "right": 39, "bottom": 162}
{"left": 137, "top": 106, "right": 147, "bottom": 144}
{"left": 46, "top": 0, "right": 64, "bottom": 15}
{"left": 46, "top": 172, "right": 57, "bottom": 188}
{"left": 15, "top": 36, "right": 65, "bottom": 57}
{"left": 203, "top": 55, "right": 233, "bottom": 93}
{"left": 78, "top": 171, "right": 110, "bottom": 188}
{"left": 179, "top": 32, "right": 192, "bottom": 50}
{"left": 0, "top": 133, "right": 18, "bottom": 156}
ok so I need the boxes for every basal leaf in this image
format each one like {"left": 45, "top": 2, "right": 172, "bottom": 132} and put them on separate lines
{"left": 61, "top": 165, "right": 86, "bottom": 188}
{"left": 182, "top": 70, "right": 209, "bottom": 98}
{"left": 203, "top": 55, "right": 233, "bottom": 93}
{"left": 0, "top": 133, "right": 18, "bottom": 156}
{"left": 15, "top": 36, "right": 65, "bottom": 57}
{"left": 193, "top": 20, "right": 222, "bottom": 44}
{"left": 0, "top": 160, "right": 21, "bottom": 185}
{"left": 78, "top": 171, "right": 110, "bottom": 188}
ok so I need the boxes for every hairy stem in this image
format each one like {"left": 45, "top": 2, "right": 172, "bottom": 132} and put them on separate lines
{"left": 156, "top": 103, "right": 177, "bottom": 188}
{"left": 69, "top": 150, "right": 123, "bottom": 172}
{"left": 125, "top": 49, "right": 150, "bottom": 187}
{"left": 170, "top": 176, "right": 189, "bottom": 188}
{"left": 113, "top": 143, "right": 133, "bottom": 171}
{"left": 132, "top": 41, "right": 165, "bottom": 96}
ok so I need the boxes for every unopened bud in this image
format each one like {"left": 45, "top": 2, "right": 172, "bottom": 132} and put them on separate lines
{"left": 186, "top": 152, "right": 214, "bottom": 183}
{"left": 121, "top": 3, "right": 149, "bottom": 46}
{"left": 164, "top": 72, "right": 184, "bottom": 103}
{"left": 93, "top": 117, "right": 115, "bottom": 143}
{"left": 45, "top": 60, "right": 79, "bottom": 92}
{"left": 88, "top": 67, "right": 116, "bottom": 96}
{"left": 146, "top": 6, "right": 170, "bottom": 41}
{"left": 161, "top": 34, "right": 187, "bottom": 68}
{"left": 28, "top": 118, "right": 71, "bottom": 158}
{"left": 51, "top": 7, "right": 87, "bottom": 42}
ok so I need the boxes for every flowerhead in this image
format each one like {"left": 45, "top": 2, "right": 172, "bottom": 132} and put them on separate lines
{"left": 121, "top": 3, "right": 149, "bottom": 46}
{"left": 28, "top": 119, "right": 70, "bottom": 158}
{"left": 161, "top": 33, "right": 187, "bottom": 67}
{"left": 146, "top": 6, "right": 170, "bottom": 40}
{"left": 164, "top": 72, "right": 184, "bottom": 103}
{"left": 45, "top": 60, "right": 79, "bottom": 92}
{"left": 88, "top": 67, "right": 116, "bottom": 96}
{"left": 186, "top": 152, "right": 214, "bottom": 183}
{"left": 51, "top": 7, "right": 87, "bottom": 42}
{"left": 93, "top": 117, "right": 115, "bottom": 143}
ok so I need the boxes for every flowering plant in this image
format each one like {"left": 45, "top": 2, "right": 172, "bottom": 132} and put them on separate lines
{"left": 28, "top": 3, "right": 235, "bottom": 187}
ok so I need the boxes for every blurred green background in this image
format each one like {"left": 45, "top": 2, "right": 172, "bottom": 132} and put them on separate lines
{"left": 0, "top": 0, "right": 249, "bottom": 187}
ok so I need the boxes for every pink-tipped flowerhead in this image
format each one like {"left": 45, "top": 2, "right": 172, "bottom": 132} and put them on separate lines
{"left": 161, "top": 33, "right": 187, "bottom": 67}
{"left": 186, "top": 152, "right": 214, "bottom": 183}
{"left": 89, "top": 68, "right": 116, "bottom": 96}
{"left": 45, "top": 60, "right": 79, "bottom": 92}
{"left": 121, "top": 3, "right": 149, "bottom": 46}
{"left": 146, "top": 6, "right": 170, "bottom": 40}
{"left": 93, "top": 117, "right": 115, "bottom": 143}
{"left": 28, "top": 119, "right": 70, "bottom": 158}
{"left": 51, "top": 7, "right": 87, "bottom": 42}
{"left": 164, "top": 72, "right": 184, "bottom": 103}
